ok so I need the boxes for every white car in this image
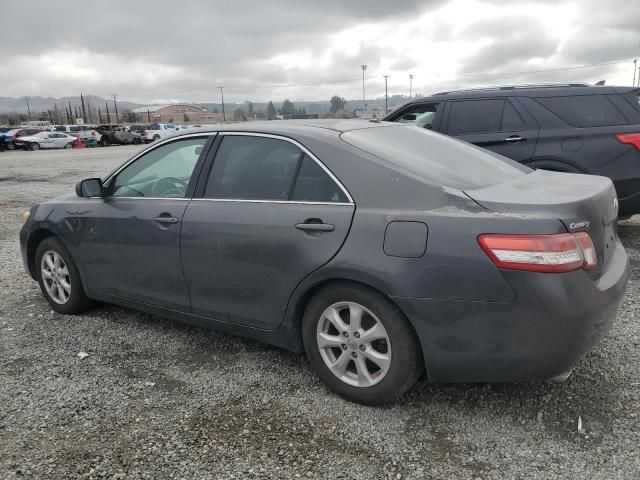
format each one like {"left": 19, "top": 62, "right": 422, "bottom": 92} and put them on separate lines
{"left": 15, "top": 131, "right": 76, "bottom": 150}
{"left": 141, "top": 123, "right": 177, "bottom": 143}
{"left": 50, "top": 125, "right": 102, "bottom": 142}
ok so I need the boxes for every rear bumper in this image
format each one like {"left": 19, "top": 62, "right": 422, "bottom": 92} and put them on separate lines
{"left": 393, "top": 239, "right": 628, "bottom": 383}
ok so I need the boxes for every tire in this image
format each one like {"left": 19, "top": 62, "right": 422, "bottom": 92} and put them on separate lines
{"left": 100, "top": 137, "right": 109, "bottom": 147}
{"left": 28, "top": 142, "right": 40, "bottom": 151}
{"left": 133, "top": 137, "right": 142, "bottom": 145}
{"left": 302, "top": 283, "right": 423, "bottom": 405}
{"left": 64, "top": 142, "right": 73, "bottom": 149}
{"left": 153, "top": 135, "right": 160, "bottom": 141}
{"left": 35, "top": 237, "right": 94, "bottom": 314}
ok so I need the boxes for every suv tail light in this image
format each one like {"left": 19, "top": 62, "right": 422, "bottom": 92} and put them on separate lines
{"left": 615, "top": 132, "right": 640, "bottom": 150}
{"left": 478, "top": 232, "right": 597, "bottom": 273}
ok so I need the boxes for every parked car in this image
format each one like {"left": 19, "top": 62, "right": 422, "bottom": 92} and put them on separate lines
{"left": 141, "top": 123, "right": 177, "bottom": 142}
{"left": 384, "top": 84, "right": 640, "bottom": 217}
{"left": 15, "top": 131, "right": 76, "bottom": 150}
{"left": 0, "top": 127, "right": 11, "bottom": 151}
{"left": 128, "top": 124, "right": 150, "bottom": 135}
{"left": 95, "top": 125, "right": 142, "bottom": 146}
{"left": 20, "top": 120, "right": 628, "bottom": 405}
{"left": 51, "top": 124, "right": 101, "bottom": 142}
{"left": 1, "top": 127, "right": 45, "bottom": 150}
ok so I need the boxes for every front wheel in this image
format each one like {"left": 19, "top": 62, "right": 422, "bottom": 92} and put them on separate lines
{"left": 36, "top": 237, "right": 94, "bottom": 314}
{"left": 28, "top": 142, "right": 40, "bottom": 151}
{"left": 302, "top": 283, "right": 423, "bottom": 405}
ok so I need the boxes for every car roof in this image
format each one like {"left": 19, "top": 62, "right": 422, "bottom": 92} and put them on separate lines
{"left": 161, "top": 119, "right": 393, "bottom": 141}
{"left": 393, "top": 85, "right": 638, "bottom": 105}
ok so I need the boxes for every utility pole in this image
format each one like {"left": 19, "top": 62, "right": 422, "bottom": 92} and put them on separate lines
{"left": 24, "top": 97, "right": 32, "bottom": 121}
{"left": 105, "top": 101, "right": 110, "bottom": 124}
{"left": 112, "top": 94, "right": 119, "bottom": 123}
{"left": 634, "top": 60, "right": 637, "bottom": 87}
{"left": 218, "top": 87, "right": 226, "bottom": 122}
{"left": 361, "top": 65, "right": 367, "bottom": 118}
{"left": 383, "top": 75, "right": 390, "bottom": 114}
{"left": 98, "top": 107, "right": 103, "bottom": 124}
{"left": 409, "top": 74, "right": 414, "bottom": 98}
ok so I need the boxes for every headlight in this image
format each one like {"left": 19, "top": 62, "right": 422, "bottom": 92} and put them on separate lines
{"left": 22, "top": 211, "right": 31, "bottom": 224}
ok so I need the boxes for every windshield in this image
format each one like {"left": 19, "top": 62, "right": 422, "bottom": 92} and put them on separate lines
{"left": 341, "top": 125, "right": 530, "bottom": 190}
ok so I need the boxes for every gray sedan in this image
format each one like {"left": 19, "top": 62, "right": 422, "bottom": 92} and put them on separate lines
{"left": 19, "top": 120, "right": 628, "bottom": 404}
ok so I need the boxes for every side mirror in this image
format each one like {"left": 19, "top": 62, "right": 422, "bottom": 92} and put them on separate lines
{"left": 76, "top": 178, "right": 104, "bottom": 197}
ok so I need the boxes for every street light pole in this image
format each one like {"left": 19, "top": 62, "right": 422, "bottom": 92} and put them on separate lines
{"left": 634, "top": 60, "right": 637, "bottom": 87}
{"left": 409, "top": 74, "right": 414, "bottom": 98}
{"left": 383, "top": 75, "right": 390, "bottom": 114}
{"left": 361, "top": 65, "right": 367, "bottom": 118}
{"left": 218, "top": 86, "right": 226, "bottom": 122}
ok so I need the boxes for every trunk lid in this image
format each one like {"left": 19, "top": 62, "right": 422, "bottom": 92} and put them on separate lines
{"left": 464, "top": 170, "right": 619, "bottom": 277}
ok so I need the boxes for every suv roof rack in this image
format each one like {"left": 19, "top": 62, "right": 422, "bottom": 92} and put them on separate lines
{"left": 433, "top": 83, "right": 592, "bottom": 96}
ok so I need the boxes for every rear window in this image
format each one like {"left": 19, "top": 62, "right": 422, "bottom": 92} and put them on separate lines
{"left": 534, "top": 95, "right": 627, "bottom": 127}
{"left": 341, "top": 125, "right": 530, "bottom": 190}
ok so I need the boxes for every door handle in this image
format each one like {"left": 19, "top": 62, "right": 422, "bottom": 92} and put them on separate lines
{"left": 153, "top": 215, "right": 179, "bottom": 224}
{"left": 295, "top": 221, "right": 335, "bottom": 232}
{"left": 504, "top": 136, "right": 525, "bottom": 143}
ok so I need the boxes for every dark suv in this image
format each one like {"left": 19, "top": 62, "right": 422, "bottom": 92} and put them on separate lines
{"left": 384, "top": 84, "right": 640, "bottom": 217}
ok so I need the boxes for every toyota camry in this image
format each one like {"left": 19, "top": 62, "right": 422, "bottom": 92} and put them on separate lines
{"left": 20, "top": 120, "right": 628, "bottom": 405}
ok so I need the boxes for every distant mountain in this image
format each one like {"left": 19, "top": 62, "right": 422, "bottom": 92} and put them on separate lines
{"left": 0, "top": 95, "right": 143, "bottom": 115}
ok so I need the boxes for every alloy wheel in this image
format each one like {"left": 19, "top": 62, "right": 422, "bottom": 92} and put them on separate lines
{"left": 316, "top": 301, "right": 392, "bottom": 387}
{"left": 40, "top": 250, "right": 71, "bottom": 304}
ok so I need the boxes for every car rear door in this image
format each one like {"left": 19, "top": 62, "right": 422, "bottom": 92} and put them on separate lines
{"left": 440, "top": 97, "right": 539, "bottom": 162}
{"left": 74, "top": 134, "right": 213, "bottom": 310}
{"left": 180, "top": 133, "right": 355, "bottom": 330}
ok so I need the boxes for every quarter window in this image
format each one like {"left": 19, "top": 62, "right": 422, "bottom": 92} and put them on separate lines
{"left": 291, "top": 155, "right": 348, "bottom": 203}
{"left": 110, "top": 137, "right": 207, "bottom": 198}
{"left": 535, "top": 95, "right": 627, "bottom": 127}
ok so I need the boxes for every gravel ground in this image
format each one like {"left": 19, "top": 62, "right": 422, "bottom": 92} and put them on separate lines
{"left": 1, "top": 147, "right": 639, "bottom": 480}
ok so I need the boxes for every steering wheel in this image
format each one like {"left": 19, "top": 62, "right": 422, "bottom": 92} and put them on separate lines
{"left": 151, "top": 177, "right": 188, "bottom": 198}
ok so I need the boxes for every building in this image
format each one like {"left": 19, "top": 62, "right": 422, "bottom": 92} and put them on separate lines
{"left": 131, "top": 104, "right": 220, "bottom": 124}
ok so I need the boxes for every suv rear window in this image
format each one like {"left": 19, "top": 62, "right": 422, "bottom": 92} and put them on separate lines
{"left": 341, "top": 125, "right": 530, "bottom": 190}
{"left": 534, "top": 95, "right": 627, "bottom": 127}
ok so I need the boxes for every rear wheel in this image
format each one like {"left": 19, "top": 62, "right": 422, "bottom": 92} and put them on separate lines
{"left": 100, "top": 137, "right": 109, "bottom": 147}
{"left": 35, "top": 237, "right": 94, "bottom": 314}
{"left": 302, "top": 283, "right": 423, "bottom": 405}
{"left": 28, "top": 143, "right": 40, "bottom": 151}
{"left": 64, "top": 142, "right": 73, "bottom": 149}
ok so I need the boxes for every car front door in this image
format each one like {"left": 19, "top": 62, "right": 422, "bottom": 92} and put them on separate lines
{"left": 74, "top": 135, "right": 212, "bottom": 310}
{"left": 180, "top": 133, "right": 355, "bottom": 330}
{"left": 441, "top": 97, "right": 539, "bottom": 163}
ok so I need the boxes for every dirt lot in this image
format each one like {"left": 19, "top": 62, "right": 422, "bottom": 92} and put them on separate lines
{"left": 1, "top": 147, "right": 639, "bottom": 479}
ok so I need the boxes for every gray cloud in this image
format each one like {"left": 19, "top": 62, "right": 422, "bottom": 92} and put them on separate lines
{"left": 0, "top": 0, "right": 636, "bottom": 105}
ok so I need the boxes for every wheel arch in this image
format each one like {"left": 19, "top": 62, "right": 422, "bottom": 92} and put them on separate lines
{"left": 528, "top": 157, "right": 587, "bottom": 173}
{"left": 283, "top": 276, "right": 424, "bottom": 369}
{"left": 26, "top": 228, "right": 57, "bottom": 278}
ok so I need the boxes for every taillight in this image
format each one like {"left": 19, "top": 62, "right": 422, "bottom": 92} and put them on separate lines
{"left": 615, "top": 132, "right": 640, "bottom": 150}
{"left": 478, "top": 232, "right": 597, "bottom": 273}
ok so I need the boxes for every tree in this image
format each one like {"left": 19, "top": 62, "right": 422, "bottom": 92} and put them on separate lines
{"left": 279, "top": 99, "right": 296, "bottom": 116}
{"left": 183, "top": 113, "right": 190, "bottom": 122}
{"left": 233, "top": 108, "right": 248, "bottom": 121}
{"left": 124, "top": 110, "right": 137, "bottom": 123}
{"left": 334, "top": 109, "right": 352, "bottom": 119}
{"left": 330, "top": 95, "right": 347, "bottom": 113}
{"left": 266, "top": 101, "right": 277, "bottom": 120}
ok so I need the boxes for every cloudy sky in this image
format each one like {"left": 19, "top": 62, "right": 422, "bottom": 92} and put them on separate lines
{"left": 1, "top": 0, "right": 638, "bottom": 104}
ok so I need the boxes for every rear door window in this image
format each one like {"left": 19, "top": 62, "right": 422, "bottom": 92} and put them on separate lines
{"left": 534, "top": 95, "right": 627, "bottom": 127}
{"left": 447, "top": 99, "right": 505, "bottom": 135}
{"left": 204, "top": 135, "right": 301, "bottom": 200}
